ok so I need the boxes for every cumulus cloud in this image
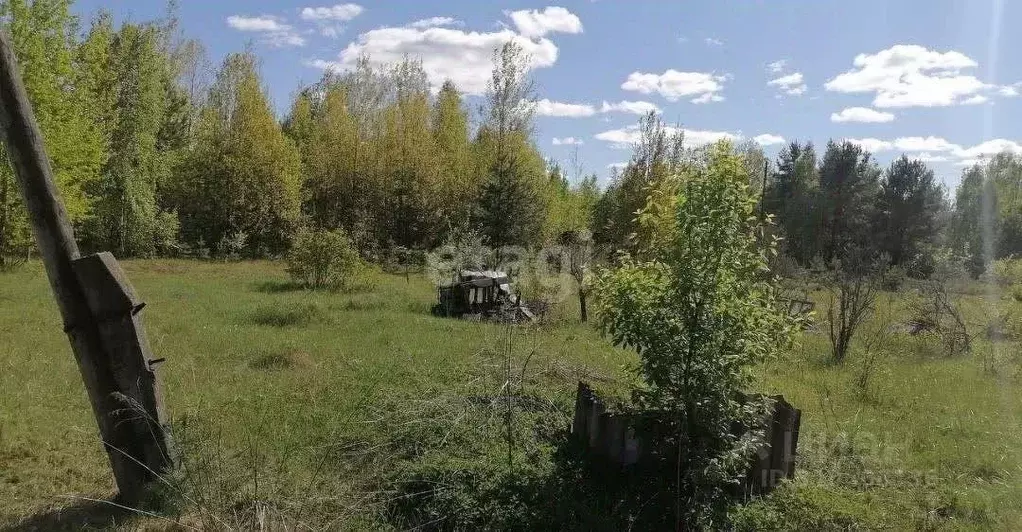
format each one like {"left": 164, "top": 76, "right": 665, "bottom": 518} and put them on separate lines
{"left": 843, "top": 138, "right": 895, "bottom": 152}
{"left": 830, "top": 107, "right": 896, "bottom": 123}
{"left": 843, "top": 135, "right": 1022, "bottom": 166}
{"left": 507, "top": 7, "right": 582, "bottom": 38}
{"left": 767, "top": 59, "right": 788, "bottom": 73}
{"left": 768, "top": 72, "right": 807, "bottom": 96}
{"left": 753, "top": 134, "right": 786, "bottom": 146}
{"left": 621, "top": 70, "right": 727, "bottom": 103}
{"left": 227, "top": 15, "right": 287, "bottom": 31}
{"left": 226, "top": 15, "right": 305, "bottom": 47}
{"left": 407, "top": 16, "right": 460, "bottom": 29}
{"left": 299, "top": 4, "right": 363, "bottom": 37}
{"left": 599, "top": 100, "right": 661, "bottom": 115}
{"left": 824, "top": 44, "right": 1018, "bottom": 108}
{"left": 308, "top": 26, "right": 558, "bottom": 95}
{"left": 552, "top": 137, "right": 584, "bottom": 145}
{"left": 594, "top": 124, "right": 737, "bottom": 149}
{"left": 962, "top": 94, "right": 989, "bottom": 105}
{"left": 907, "top": 153, "right": 949, "bottom": 163}
{"left": 300, "top": 4, "right": 363, "bottom": 21}
{"left": 535, "top": 99, "right": 596, "bottom": 117}
{"left": 704, "top": 37, "right": 723, "bottom": 46}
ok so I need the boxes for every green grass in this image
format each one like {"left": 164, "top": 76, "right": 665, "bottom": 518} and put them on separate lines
{"left": 0, "top": 260, "right": 632, "bottom": 529}
{"left": 1, "top": 261, "right": 1021, "bottom": 529}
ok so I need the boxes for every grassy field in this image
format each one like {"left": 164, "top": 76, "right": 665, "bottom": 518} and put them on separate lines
{"left": 1, "top": 260, "right": 1021, "bottom": 530}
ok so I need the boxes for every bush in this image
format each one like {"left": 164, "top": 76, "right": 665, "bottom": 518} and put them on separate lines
{"left": 991, "top": 258, "right": 1022, "bottom": 287}
{"left": 286, "top": 229, "right": 361, "bottom": 290}
{"left": 880, "top": 265, "right": 907, "bottom": 291}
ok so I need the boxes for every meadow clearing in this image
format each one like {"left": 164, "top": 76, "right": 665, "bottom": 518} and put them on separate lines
{"left": 1, "top": 259, "right": 1021, "bottom": 530}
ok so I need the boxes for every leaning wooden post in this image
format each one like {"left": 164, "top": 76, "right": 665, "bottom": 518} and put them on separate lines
{"left": 0, "top": 30, "right": 171, "bottom": 502}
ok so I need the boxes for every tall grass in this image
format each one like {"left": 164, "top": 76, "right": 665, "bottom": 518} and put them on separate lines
{"left": 2, "top": 260, "right": 1022, "bottom": 529}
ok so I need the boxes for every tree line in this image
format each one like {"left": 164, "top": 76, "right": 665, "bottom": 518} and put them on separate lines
{"left": 0, "top": 0, "right": 1017, "bottom": 278}
{"left": 596, "top": 112, "right": 1021, "bottom": 280}
{"left": 0, "top": 1, "right": 596, "bottom": 266}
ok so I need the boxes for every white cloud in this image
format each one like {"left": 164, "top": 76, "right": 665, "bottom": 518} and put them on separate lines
{"left": 227, "top": 15, "right": 288, "bottom": 32}
{"left": 300, "top": 4, "right": 363, "bottom": 21}
{"left": 842, "top": 135, "right": 1022, "bottom": 166}
{"left": 844, "top": 137, "right": 895, "bottom": 152}
{"left": 599, "top": 100, "right": 660, "bottom": 115}
{"left": 507, "top": 7, "right": 582, "bottom": 38}
{"left": 594, "top": 124, "right": 736, "bottom": 149}
{"left": 753, "top": 134, "right": 786, "bottom": 146}
{"left": 767, "top": 59, "right": 788, "bottom": 73}
{"left": 999, "top": 85, "right": 1019, "bottom": 97}
{"left": 607, "top": 162, "right": 628, "bottom": 171}
{"left": 691, "top": 93, "right": 725, "bottom": 104}
{"left": 704, "top": 37, "right": 723, "bottom": 46}
{"left": 830, "top": 107, "right": 896, "bottom": 123}
{"left": 907, "top": 153, "right": 949, "bottom": 163}
{"left": 962, "top": 94, "right": 988, "bottom": 105}
{"left": 535, "top": 99, "right": 596, "bottom": 117}
{"left": 226, "top": 15, "right": 305, "bottom": 47}
{"left": 621, "top": 70, "right": 727, "bottom": 103}
{"left": 407, "top": 16, "right": 460, "bottom": 29}
{"left": 955, "top": 139, "right": 1022, "bottom": 160}
{"left": 552, "top": 137, "right": 584, "bottom": 146}
{"left": 309, "top": 26, "right": 559, "bottom": 95}
{"left": 768, "top": 72, "right": 807, "bottom": 96}
{"left": 823, "top": 44, "right": 1018, "bottom": 108}
{"left": 894, "top": 136, "right": 959, "bottom": 152}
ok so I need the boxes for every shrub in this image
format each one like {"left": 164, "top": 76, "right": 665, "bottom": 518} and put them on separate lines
{"left": 880, "top": 265, "right": 907, "bottom": 291}
{"left": 216, "top": 230, "right": 248, "bottom": 260}
{"left": 990, "top": 258, "right": 1022, "bottom": 287}
{"left": 286, "top": 229, "right": 361, "bottom": 290}
{"left": 153, "top": 209, "right": 181, "bottom": 257}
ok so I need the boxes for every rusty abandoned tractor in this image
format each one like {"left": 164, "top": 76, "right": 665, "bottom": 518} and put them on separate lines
{"left": 432, "top": 270, "right": 535, "bottom": 322}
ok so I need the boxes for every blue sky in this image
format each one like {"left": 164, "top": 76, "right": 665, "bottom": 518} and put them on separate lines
{"left": 72, "top": 0, "right": 1022, "bottom": 188}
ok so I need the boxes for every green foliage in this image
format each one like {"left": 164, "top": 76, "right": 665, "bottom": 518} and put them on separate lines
{"left": 168, "top": 52, "right": 301, "bottom": 256}
{"left": 473, "top": 42, "right": 547, "bottom": 249}
{"left": 86, "top": 21, "right": 175, "bottom": 256}
{"left": 0, "top": 0, "right": 106, "bottom": 262}
{"left": 593, "top": 111, "right": 685, "bottom": 251}
{"left": 594, "top": 141, "right": 798, "bottom": 525}
{"left": 874, "top": 155, "right": 947, "bottom": 266}
{"left": 766, "top": 141, "right": 819, "bottom": 265}
{"left": 991, "top": 257, "right": 1022, "bottom": 287}
{"left": 818, "top": 140, "right": 882, "bottom": 265}
{"left": 286, "top": 229, "right": 361, "bottom": 290}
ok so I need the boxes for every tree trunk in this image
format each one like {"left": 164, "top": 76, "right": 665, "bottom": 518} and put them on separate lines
{"left": 578, "top": 290, "right": 587, "bottom": 323}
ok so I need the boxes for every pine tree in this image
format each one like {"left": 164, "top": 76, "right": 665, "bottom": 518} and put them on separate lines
{"left": 474, "top": 42, "right": 547, "bottom": 249}
{"left": 767, "top": 141, "right": 819, "bottom": 265}
{"left": 874, "top": 155, "right": 945, "bottom": 266}
{"left": 818, "top": 140, "right": 881, "bottom": 265}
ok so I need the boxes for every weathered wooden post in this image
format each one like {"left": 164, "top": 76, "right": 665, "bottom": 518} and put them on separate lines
{"left": 0, "top": 30, "right": 171, "bottom": 502}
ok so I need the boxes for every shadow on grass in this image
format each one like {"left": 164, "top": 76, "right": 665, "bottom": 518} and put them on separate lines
{"left": 2, "top": 497, "right": 136, "bottom": 531}
{"left": 251, "top": 302, "right": 326, "bottom": 327}
{"left": 252, "top": 280, "right": 305, "bottom": 293}
{"left": 387, "top": 429, "right": 677, "bottom": 532}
